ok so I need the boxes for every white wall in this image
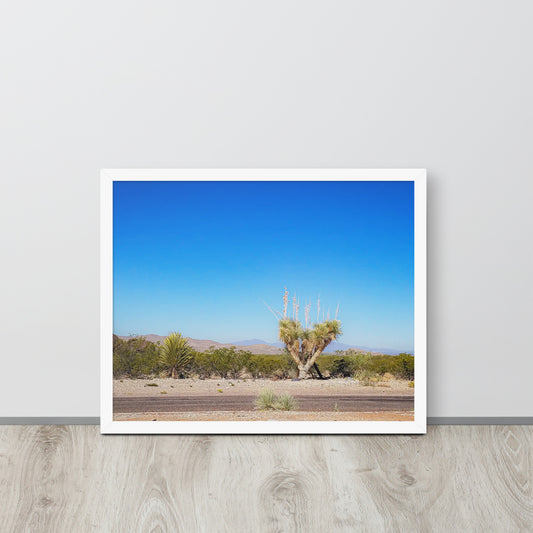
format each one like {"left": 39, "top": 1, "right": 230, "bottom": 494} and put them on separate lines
{"left": 1, "top": 1, "right": 532, "bottom": 417}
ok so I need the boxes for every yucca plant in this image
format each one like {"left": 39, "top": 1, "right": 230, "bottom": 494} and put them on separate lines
{"left": 254, "top": 389, "right": 297, "bottom": 411}
{"left": 277, "top": 289, "right": 342, "bottom": 379}
{"left": 159, "top": 332, "right": 193, "bottom": 378}
{"left": 275, "top": 393, "right": 297, "bottom": 411}
{"left": 255, "top": 388, "right": 277, "bottom": 410}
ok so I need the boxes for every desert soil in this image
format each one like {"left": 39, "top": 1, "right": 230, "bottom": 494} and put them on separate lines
{"left": 113, "top": 411, "right": 414, "bottom": 422}
{"left": 113, "top": 378, "right": 414, "bottom": 422}
{"left": 113, "top": 377, "right": 413, "bottom": 397}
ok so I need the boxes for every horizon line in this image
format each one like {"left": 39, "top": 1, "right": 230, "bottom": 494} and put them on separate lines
{"left": 113, "top": 331, "right": 413, "bottom": 354}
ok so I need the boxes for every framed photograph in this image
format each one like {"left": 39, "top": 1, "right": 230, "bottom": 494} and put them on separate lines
{"left": 101, "top": 169, "right": 426, "bottom": 434}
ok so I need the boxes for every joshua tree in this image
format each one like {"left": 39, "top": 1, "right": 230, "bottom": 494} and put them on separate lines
{"left": 159, "top": 332, "right": 193, "bottom": 378}
{"left": 277, "top": 289, "right": 342, "bottom": 379}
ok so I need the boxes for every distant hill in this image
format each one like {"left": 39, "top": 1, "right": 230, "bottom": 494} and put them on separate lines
{"left": 118, "top": 335, "right": 409, "bottom": 356}
{"left": 231, "top": 338, "right": 405, "bottom": 355}
{"left": 118, "top": 335, "right": 282, "bottom": 355}
{"left": 324, "top": 341, "right": 406, "bottom": 355}
{"left": 231, "top": 339, "right": 272, "bottom": 346}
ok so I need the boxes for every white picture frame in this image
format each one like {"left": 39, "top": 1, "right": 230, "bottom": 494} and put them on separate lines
{"left": 101, "top": 169, "right": 426, "bottom": 434}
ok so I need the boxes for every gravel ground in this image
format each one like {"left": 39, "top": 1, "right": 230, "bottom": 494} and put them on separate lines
{"left": 113, "top": 377, "right": 414, "bottom": 397}
{"left": 113, "top": 410, "right": 415, "bottom": 422}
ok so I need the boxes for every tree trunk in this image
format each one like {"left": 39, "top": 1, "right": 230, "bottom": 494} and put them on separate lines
{"left": 171, "top": 367, "right": 178, "bottom": 379}
{"left": 297, "top": 348, "right": 326, "bottom": 379}
{"left": 298, "top": 362, "right": 325, "bottom": 380}
{"left": 297, "top": 365, "right": 308, "bottom": 379}
{"left": 287, "top": 341, "right": 301, "bottom": 368}
{"left": 313, "top": 363, "right": 324, "bottom": 379}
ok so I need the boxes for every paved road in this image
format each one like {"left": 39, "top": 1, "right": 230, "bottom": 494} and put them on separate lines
{"left": 114, "top": 395, "right": 413, "bottom": 413}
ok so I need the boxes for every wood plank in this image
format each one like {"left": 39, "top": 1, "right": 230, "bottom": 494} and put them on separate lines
{"left": 0, "top": 426, "right": 531, "bottom": 532}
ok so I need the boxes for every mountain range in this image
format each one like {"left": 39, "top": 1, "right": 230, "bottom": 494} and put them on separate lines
{"left": 231, "top": 339, "right": 404, "bottom": 355}
{"left": 118, "top": 335, "right": 282, "bottom": 355}
{"left": 118, "top": 335, "right": 407, "bottom": 355}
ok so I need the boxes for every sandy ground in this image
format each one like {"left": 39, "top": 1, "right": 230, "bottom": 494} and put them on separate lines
{"left": 113, "top": 378, "right": 414, "bottom": 422}
{"left": 113, "top": 411, "right": 414, "bottom": 422}
{"left": 113, "top": 377, "right": 414, "bottom": 397}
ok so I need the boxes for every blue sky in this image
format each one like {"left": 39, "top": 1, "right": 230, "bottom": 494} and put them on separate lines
{"left": 113, "top": 180, "right": 414, "bottom": 352}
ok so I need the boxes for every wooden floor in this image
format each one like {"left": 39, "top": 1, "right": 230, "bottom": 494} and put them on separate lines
{"left": 0, "top": 426, "right": 531, "bottom": 532}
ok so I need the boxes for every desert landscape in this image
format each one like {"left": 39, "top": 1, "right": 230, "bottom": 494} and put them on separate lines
{"left": 112, "top": 312, "right": 415, "bottom": 423}
{"left": 113, "top": 376, "right": 414, "bottom": 421}
{"left": 111, "top": 181, "right": 417, "bottom": 427}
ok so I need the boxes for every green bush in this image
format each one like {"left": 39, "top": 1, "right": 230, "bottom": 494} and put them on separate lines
{"left": 329, "top": 357, "right": 353, "bottom": 377}
{"left": 317, "top": 352, "right": 414, "bottom": 380}
{"left": 354, "top": 369, "right": 381, "bottom": 386}
{"left": 113, "top": 335, "right": 162, "bottom": 378}
{"left": 247, "top": 356, "right": 279, "bottom": 378}
{"left": 366, "top": 356, "right": 393, "bottom": 375}
{"left": 395, "top": 353, "right": 415, "bottom": 380}
{"left": 349, "top": 353, "right": 372, "bottom": 373}
{"left": 113, "top": 335, "right": 415, "bottom": 382}
{"left": 246, "top": 354, "right": 296, "bottom": 379}
{"left": 313, "top": 356, "right": 334, "bottom": 375}
{"left": 190, "top": 351, "right": 212, "bottom": 379}
{"left": 191, "top": 347, "right": 252, "bottom": 379}
{"left": 364, "top": 353, "right": 414, "bottom": 380}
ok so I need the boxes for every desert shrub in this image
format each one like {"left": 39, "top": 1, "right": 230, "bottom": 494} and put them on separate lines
{"left": 275, "top": 353, "right": 297, "bottom": 379}
{"left": 245, "top": 354, "right": 295, "bottom": 379}
{"left": 354, "top": 369, "right": 379, "bottom": 386}
{"left": 247, "top": 357, "right": 278, "bottom": 378}
{"left": 255, "top": 388, "right": 277, "bottom": 410}
{"left": 318, "top": 353, "right": 372, "bottom": 377}
{"left": 347, "top": 352, "right": 372, "bottom": 374}
{"left": 197, "top": 349, "right": 225, "bottom": 378}
{"left": 312, "top": 357, "right": 332, "bottom": 375}
{"left": 329, "top": 357, "right": 353, "bottom": 377}
{"left": 312, "top": 355, "right": 340, "bottom": 375}
{"left": 255, "top": 389, "right": 296, "bottom": 411}
{"left": 275, "top": 393, "right": 297, "bottom": 411}
{"left": 366, "top": 353, "right": 414, "bottom": 380}
{"left": 366, "top": 356, "right": 392, "bottom": 375}
{"left": 279, "top": 349, "right": 298, "bottom": 378}
{"left": 395, "top": 353, "right": 415, "bottom": 380}
{"left": 190, "top": 349, "right": 215, "bottom": 378}
{"left": 189, "top": 351, "right": 211, "bottom": 379}
{"left": 274, "top": 367, "right": 295, "bottom": 379}
{"left": 113, "top": 352, "right": 125, "bottom": 377}
{"left": 226, "top": 348, "right": 252, "bottom": 379}
{"left": 408, "top": 381, "right": 414, "bottom": 388}
{"left": 192, "top": 347, "right": 252, "bottom": 379}
{"left": 189, "top": 350, "right": 414, "bottom": 381}
{"left": 113, "top": 335, "right": 162, "bottom": 378}
{"left": 245, "top": 358, "right": 260, "bottom": 378}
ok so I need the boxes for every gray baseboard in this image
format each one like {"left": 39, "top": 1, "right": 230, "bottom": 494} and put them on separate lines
{"left": 0, "top": 417, "right": 532, "bottom": 425}
{"left": 0, "top": 417, "right": 101, "bottom": 425}
{"left": 428, "top": 417, "right": 533, "bottom": 425}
